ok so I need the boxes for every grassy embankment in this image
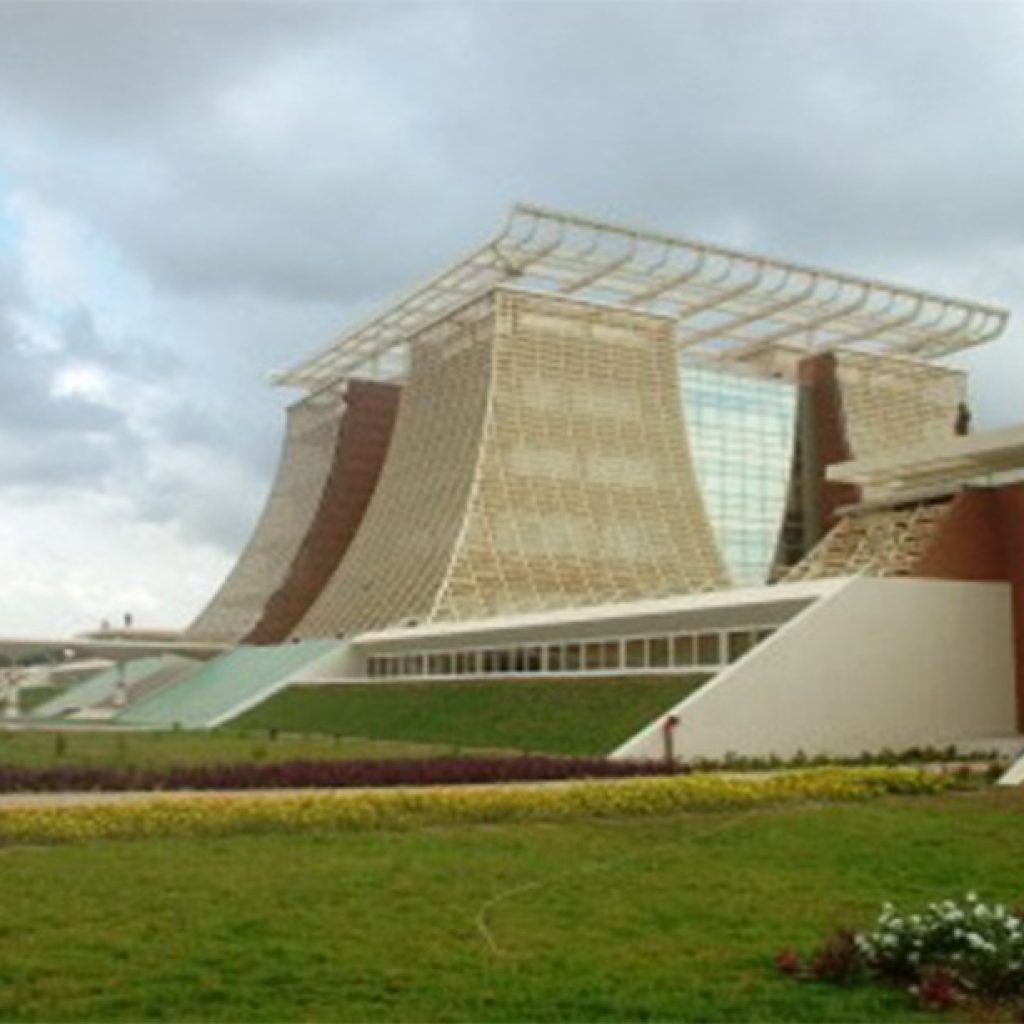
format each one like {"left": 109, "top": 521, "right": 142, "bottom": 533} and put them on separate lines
{"left": 1, "top": 676, "right": 705, "bottom": 768}
{"left": 234, "top": 675, "right": 708, "bottom": 756}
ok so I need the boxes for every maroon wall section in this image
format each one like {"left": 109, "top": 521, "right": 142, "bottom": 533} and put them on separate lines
{"left": 913, "top": 489, "right": 1005, "bottom": 581}
{"left": 914, "top": 485, "right": 1024, "bottom": 731}
{"left": 797, "top": 353, "right": 860, "bottom": 530}
{"left": 994, "top": 486, "right": 1024, "bottom": 732}
{"left": 246, "top": 380, "right": 401, "bottom": 644}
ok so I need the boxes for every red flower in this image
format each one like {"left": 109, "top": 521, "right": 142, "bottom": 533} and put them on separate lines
{"left": 775, "top": 948, "right": 802, "bottom": 975}
{"left": 913, "top": 968, "right": 961, "bottom": 1011}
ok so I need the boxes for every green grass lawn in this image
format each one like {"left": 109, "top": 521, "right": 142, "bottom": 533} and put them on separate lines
{"left": 13, "top": 686, "right": 62, "bottom": 712}
{"left": 234, "top": 675, "right": 707, "bottom": 756}
{"left": 1, "top": 789, "right": 1022, "bottom": 1021}
{"left": 0, "top": 729, "right": 469, "bottom": 769}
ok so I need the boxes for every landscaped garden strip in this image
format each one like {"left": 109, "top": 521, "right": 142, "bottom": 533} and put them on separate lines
{"left": 0, "top": 730, "right": 470, "bottom": 768}
{"left": 0, "top": 767, "right": 959, "bottom": 846}
{"left": 0, "top": 754, "right": 684, "bottom": 794}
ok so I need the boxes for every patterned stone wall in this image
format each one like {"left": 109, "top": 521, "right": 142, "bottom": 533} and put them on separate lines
{"left": 245, "top": 379, "right": 401, "bottom": 644}
{"left": 432, "top": 290, "right": 726, "bottom": 619}
{"left": 188, "top": 390, "right": 347, "bottom": 643}
{"left": 292, "top": 296, "right": 497, "bottom": 636}
{"left": 292, "top": 289, "right": 727, "bottom": 637}
{"left": 833, "top": 350, "right": 966, "bottom": 459}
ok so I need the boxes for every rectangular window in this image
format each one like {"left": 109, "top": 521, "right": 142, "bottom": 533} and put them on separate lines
{"left": 673, "top": 634, "right": 695, "bottom": 667}
{"left": 727, "top": 631, "right": 755, "bottom": 662}
{"left": 564, "top": 643, "right": 582, "bottom": 671}
{"left": 483, "top": 650, "right": 499, "bottom": 674}
{"left": 625, "top": 638, "right": 646, "bottom": 669}
{"left": 602, "top": 641, "right": 621, "bottom": 670}
{"left": 402, "top": 654, "right": 423, "bottom": 677}
{"left": 584, "top": 642, "right": 604, "bottom": 671}
{"left": 525, "top": 646, "right": 543, "bottom": 672}
{"left": 496, "top": 650, "right": 512, "bottom": 673}
{"left": 648, "top": 637, "right": 669, "bottom": 669}
{"left": 547, "top": 645, "right": 563, "bottom": 672}
{"left": 697, "top": 633, "right": 721, "bottom": 667}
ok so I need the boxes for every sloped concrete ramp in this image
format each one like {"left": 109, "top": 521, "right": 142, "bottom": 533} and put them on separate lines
{"left": 30, "top": 657, "right": 170, "bottom": 719}
{"left": 117, "top": 639, "right": 340, "bottom": 729}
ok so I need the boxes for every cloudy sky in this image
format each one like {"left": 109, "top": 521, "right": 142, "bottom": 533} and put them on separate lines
{"left": 0, "top": 1, "right": 1021, "bottom": 636}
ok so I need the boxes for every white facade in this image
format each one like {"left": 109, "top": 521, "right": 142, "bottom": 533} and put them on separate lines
{"left": 613, "top": 577, "right": 1017, "bottom": 762}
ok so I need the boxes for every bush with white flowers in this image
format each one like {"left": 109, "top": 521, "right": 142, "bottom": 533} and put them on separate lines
{"left": 778, "top": 894, "right": 1024, "bottom": 1011}
{"left": 855, "top": 894, "right": 1024, "bottom": 1000}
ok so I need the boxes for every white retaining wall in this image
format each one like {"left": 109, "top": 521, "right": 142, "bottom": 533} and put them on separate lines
{"left": 613, "top": 577, "right": 1017, "bottom": 762}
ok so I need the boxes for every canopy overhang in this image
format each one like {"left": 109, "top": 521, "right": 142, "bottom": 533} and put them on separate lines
{"left": 274, "top": 203, "right": 1009, "bottom": 391}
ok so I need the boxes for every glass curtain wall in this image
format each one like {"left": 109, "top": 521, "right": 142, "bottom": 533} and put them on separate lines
{"left": 679, "top": 361, "right": 797, "bottom": 586}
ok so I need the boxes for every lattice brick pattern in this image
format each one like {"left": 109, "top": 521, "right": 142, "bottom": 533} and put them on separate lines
{"left": 245, "top": 380, "right": 401, "bottom": 644}
{"left": 291, "top": 297, "right": 497, "bottom": 637}
{"left": 834, "top": 350, "right": 966, "bottom": 461}
{"left": 784, "top": 498, "right": 954, "bottom": 581}
{"left": 187, "top": 391, "right": 346, "bottom": 643}
{"left": 432, "top": 290, "right": 727, "bottom": 620}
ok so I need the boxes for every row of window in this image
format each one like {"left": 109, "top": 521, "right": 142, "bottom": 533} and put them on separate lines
{"left": 363, "top": 626, "right": 776, "bottom": 680}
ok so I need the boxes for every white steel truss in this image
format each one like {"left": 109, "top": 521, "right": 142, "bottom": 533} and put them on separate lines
{"left": 273, "top": 203, "right": 1009, "bottom": 391}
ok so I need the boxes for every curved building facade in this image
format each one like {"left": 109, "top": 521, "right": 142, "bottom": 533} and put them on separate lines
{"left": 188, "top": 380, "right": 399, "bottom": 643}
{"left": 187, "top": 391, "right": 348, "bottom": 643}
{"left": 293, "top": 289, "right": 728, "bottom": 637}
{"left": 191, "top": 205, "right": 1004, "bottom": 646}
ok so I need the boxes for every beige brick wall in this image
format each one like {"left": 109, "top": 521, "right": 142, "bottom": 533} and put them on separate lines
{"left": 433, "top": 290, "right": 726, "bottom": 619}
{"left": 293, "top": 289, "right": 727, "bottom": 637}
{"left": 292, "top": 296, "right": 497, "bottom": 636}
{"left": 834, "top": 350, "right": 965, "bottom": 459}
{"left": 188, "top": 390, "right": 346, "bottom": 642}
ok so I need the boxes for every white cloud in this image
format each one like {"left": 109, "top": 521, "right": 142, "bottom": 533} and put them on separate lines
{"left": 0, "top": 490, "right": 230, "bottom": 636}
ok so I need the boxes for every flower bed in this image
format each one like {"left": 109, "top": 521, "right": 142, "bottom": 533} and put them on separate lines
{"left": 777, "top": 894, "right": 1024, "bottom": 1014}
{"left": 0, "top": 766, "right": 957, "bottom": 846}
{"left": 0, "top": 755, "right": 684, "bottom": 793}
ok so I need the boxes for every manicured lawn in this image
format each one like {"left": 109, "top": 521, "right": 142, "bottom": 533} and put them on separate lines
{"left": 13, "top": 687, "right": 61, "bottom": 712}
{"left": 0, "top": 729, "right": 466, "bottom": 769}
{"left": 1, "top": 789, "right": 1022, "bottom": 1021}
{"left": 234, "top": 676, "right": 707, "bottom": 755}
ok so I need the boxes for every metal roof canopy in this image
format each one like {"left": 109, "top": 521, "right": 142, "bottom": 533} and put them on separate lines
{"left": 273, "top": 203, "right": 1009, "bottom": 391}
{"left": 829, "top": 424, "right": 1024, "bottom": 492}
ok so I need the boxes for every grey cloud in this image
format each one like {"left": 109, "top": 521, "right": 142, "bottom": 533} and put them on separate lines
{"left": 0, "top": 0, "right": 1021, "bottom": 588}
{"left": 61, "top": 306, "right": 182, "bottom": 379}
{"left": 0, "top": 2, "right": 375, "bottom": 140}
{"left": 0, "top": 311, "right": 123, "bottom": 438}
{"left": 0, "top": 1, "right": 1020, "bottom": 312}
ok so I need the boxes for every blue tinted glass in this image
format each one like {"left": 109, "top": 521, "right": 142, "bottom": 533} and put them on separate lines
{"left": 679, "top": 361, "right": 797, "bottom": 585}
